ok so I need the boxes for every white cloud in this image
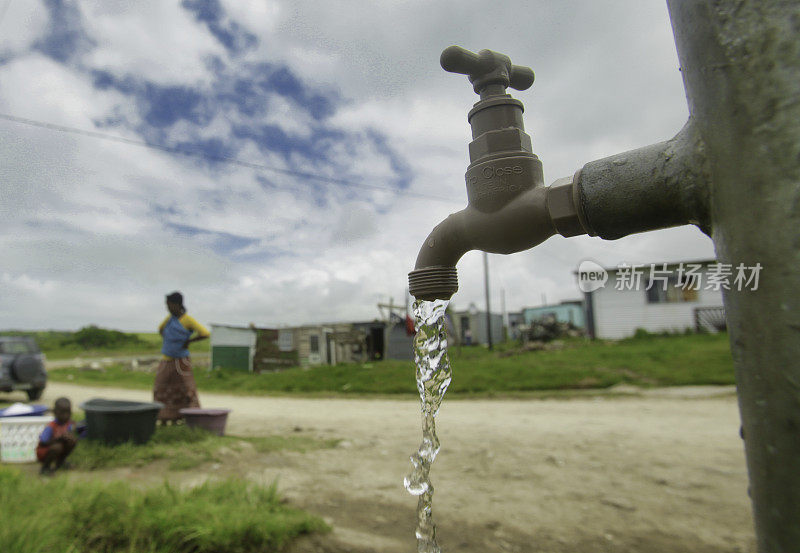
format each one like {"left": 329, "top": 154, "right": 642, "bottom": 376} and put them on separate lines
{"left": 82, "top": 0, "right": 224, "bottom": 85}
{"left": 330, "top": 205, "right": 377, "bottom": 246}
{"left": 261, "top": 93, "right": 315, "bottom": 139}
{"left": 219, "top": 0, "right": 281, "bottom": 34}
{"left": 0, "top": 0, "right": 48, "bottom": 54}
{"left": 2, "top": 272, "right": 58, "bottom": 296}
{"left": 0, "top": 54, "right": 124, "bottom": 125}
{"left": 0, "top": 0, "right": 718, "bottom": 332}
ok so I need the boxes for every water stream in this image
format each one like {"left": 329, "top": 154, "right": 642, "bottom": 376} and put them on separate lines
{"left": 404, "top": 299, "right": 452, "bottom": 553}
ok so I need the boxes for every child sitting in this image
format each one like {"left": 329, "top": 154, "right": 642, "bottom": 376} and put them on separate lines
{"left": 37, "top": 397, "right": 78, "bottom": 475}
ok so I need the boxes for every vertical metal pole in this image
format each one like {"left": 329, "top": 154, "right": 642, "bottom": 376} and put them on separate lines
{"left": 667, "top": 1, "right": 800, "bottom": 551}
{"left": 501, "top": 288, "right": 508, "bottom": 341}
{"left": 583, "top": 291, "right": 596, "bottom": 340}
{"left": 483, "top": 252, "right": 493, "bottom": 350}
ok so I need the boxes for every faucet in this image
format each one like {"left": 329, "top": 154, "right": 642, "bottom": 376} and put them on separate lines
{"left": 408, "top": 45, "right": 710, "bottom": 301}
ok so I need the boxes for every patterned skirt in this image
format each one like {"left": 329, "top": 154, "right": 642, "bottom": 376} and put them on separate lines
{"left": 153, "top": 357, "right": 200, "bottom": 421}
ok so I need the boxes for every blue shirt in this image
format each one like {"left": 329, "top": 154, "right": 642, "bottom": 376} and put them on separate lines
{"left": 161, "top": 316, "right": 193, "bottom": 358}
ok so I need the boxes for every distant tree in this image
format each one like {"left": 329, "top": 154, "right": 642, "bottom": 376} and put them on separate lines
{"left": 63, "top": 325, "right": 145, "bottom": 349}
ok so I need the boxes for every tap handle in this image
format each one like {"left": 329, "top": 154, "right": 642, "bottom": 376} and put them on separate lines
{"left": 440, "top": 45, "right": 534, "bottom": 94}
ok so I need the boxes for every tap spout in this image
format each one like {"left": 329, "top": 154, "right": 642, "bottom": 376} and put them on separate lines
{"left": 409, "top": 186, "right": 557, "bottom": 301}
{"left": 407, "top": 211, "right": 468, "bottom": 302}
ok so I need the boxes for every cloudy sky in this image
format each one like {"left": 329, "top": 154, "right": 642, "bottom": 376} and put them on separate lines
{"left": 0, "top": 0, "right": 715, "bottom": 331}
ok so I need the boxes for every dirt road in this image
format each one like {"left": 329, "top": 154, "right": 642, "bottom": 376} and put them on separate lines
{"left": 42, "top": 382, "right": 755, "bottom": 553}
{"left": 45, "top": 354, "right": 210, "bottom": 370}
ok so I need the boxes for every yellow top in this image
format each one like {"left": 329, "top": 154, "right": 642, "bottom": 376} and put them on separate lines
{"left": 159, "top": 314, "right": 210, "bottom": 359}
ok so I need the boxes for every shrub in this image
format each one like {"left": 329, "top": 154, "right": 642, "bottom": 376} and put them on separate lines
{"left": 63, "top": 325, "right": 146, "bottom": 349}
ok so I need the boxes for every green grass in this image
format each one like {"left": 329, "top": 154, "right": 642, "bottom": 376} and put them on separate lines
{"left": 49, "top": 332, "right": 735, "bottom": 396}
{"left": 71, "top": 425, "right": 340, "bottom": 471}
{"left": 1, "top": 329, "right": 209, "bottom": 360}
{"left": 0, "top": 465, "right": 328, "bottom": 553}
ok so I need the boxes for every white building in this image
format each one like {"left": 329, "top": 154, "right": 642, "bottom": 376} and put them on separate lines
{"left": 583, "top": 259, "right": 728, "bottom": 339}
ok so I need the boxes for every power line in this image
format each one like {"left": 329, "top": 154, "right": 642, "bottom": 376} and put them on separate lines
{"left": 0, "top": 113, "right": 614, "bottom": 268}
{"left": 0, "top": 112, "right": 459, "bottom": 204}
{"left": 0, "top": 112, "right": 624, "bottom": 269}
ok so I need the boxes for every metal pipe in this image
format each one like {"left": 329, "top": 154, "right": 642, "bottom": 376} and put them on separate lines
{"left": 667, "top": 1, "right": 800, "bottom": 550}
{"left": 577, "top": 119, "right": 712, "bottom": 239}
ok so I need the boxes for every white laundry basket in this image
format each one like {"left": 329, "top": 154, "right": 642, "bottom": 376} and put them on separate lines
{"left": 0, "top": 416, "right": 51, "bottom": 463}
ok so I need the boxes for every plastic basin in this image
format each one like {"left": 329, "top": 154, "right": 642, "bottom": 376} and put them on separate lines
{"left": 0, "top": 416, "right": 52, "bottom": 463}
{"left": 179, "top": 408, "right": 231, "bottom": 436}
{"left": 0, "top": 404, "right": 48, "bottom": 417}
{"left": 80, "top": 399, "right": 163, "bottom": 445}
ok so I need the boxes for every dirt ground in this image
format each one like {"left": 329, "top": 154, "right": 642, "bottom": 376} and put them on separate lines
{"left": 39, "top": 382, "right": 755, "bottom": 553}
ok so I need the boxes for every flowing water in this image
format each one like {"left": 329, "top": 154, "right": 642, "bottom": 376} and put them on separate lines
{"left": 404, "top": 299, "right": 452, "bottom": 553}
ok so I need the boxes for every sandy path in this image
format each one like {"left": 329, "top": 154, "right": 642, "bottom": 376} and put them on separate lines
{"left": 42, "top": 382, "right": 755, "bottom": 553}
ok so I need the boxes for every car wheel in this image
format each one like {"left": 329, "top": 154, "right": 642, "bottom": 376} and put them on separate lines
{"left": 12, "top": 355, "right": 43, "bottom": 383}
{"left": 26, "top": 388, "right": 44, "bottom": 401}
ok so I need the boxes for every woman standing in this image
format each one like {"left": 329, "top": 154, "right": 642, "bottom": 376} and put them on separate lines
{"left": 154, "top": 291, "right": 210, "bottom": 423}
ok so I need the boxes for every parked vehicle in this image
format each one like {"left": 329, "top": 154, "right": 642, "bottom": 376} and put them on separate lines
{"left": 0, "top": 336, "right": 47, "bottom": 400}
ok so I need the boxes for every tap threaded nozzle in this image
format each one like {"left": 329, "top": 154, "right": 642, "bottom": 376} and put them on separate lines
{"left": 408, "top": 266, "right": 458, "bottom": 301}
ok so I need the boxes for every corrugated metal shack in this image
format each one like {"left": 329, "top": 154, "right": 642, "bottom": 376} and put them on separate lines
{"left": 451, "top": 303, "right": 504, "bottom": 346}
{"left": 293, "top": 319, "right": 413, "bottom": 367}
{"left": 522, "top": 301, "right": 585, "bottom": 329}
{"left": 211, "top": 318, "right": 415, "bottom": 370}
{"left": 210, "top": 324, "right": 297, "bottom": 372}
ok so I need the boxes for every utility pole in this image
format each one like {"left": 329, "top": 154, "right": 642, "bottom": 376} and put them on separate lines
{"left": 483, "top": 252, "right": 493, "bottom": 350}
{"left": 377, "top": 298, "right": 396, "bottom": 322}
{"left": 501, "top": 288, "right": 508, "bottom": 341}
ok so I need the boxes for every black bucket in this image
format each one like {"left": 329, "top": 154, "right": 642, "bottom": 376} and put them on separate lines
{"left": 80, "top": 399, "right": 163, "bottom": 445}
